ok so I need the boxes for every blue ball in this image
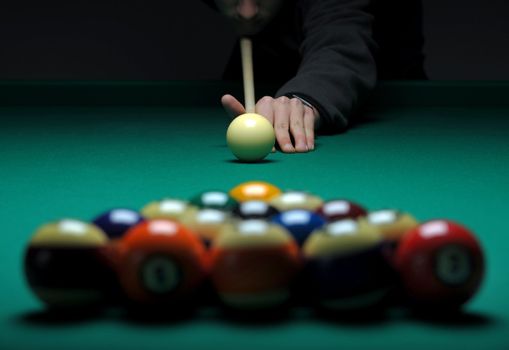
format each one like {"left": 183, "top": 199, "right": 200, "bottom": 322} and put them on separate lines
{"left": 272, "top": 209, "right": 325, "bottom": 245}
{"left": 92, "top": 208, "right": 144, "bottom": 239}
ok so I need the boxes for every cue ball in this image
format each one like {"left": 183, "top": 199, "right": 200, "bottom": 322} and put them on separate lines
{"left": 394, "top": 220, "right": 484, "bottom": 310}
{"left": 226, "top": 113, "right": 275, "bottom": 162}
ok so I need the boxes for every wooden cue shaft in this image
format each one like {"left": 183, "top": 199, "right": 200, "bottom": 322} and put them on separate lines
{"left": 240, "top": 38, "right": 256, "bottom": 113}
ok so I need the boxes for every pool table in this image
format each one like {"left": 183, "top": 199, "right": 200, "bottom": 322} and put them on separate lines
{"left": 1, "top": 81, "right": 508, "bottom": 350}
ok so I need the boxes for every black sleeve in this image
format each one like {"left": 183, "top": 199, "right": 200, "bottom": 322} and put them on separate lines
{"left": 276, "top": 0, "right": 377, "bottom": 134}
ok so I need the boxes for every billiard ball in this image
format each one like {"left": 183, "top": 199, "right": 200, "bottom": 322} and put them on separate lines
{"left": 181, "top": 208, "right": 232, "bottom": 245}
{"left": 116, "top": 219, "right": 209, "bottom": 309}
{"left": 367, "top": 210, "right": 419, "bottom": 243}
{"left": 232, "top": 200, "right": 280, "bottom": 220}
{"left": 229, "top": 181, "right": 281, "bottom": 202}
{"left": 189, "top": 190, "right": 238, "bottom": 211}
{"left": 24, "top": 219, "right": 116, "bottom": 309}
{"left": 140, "top": 198, "right": 198, "bottom": 222}
{"left": 226, "top": 113, "right": 275, "bottom": 162}
{"left": 92, "top": 208, "right": 144, "bottom": 239}
{"left": 316, "top": 199, "right": 367, "bottom": 222}
{"left": 366, "top": 209, "right": 419, "bottom": 260}
{"left": 302, "top": 219, "right": 396, "bottom": 312}
{"left": 270, "top": 191, "right": 323, "bottom": 212}
{"left": 209, "top": 220, "right": 301, "bottom": 311}
{"left": 272, "top": 209, "right": 326, "bottom": 246}
{"left": 394, "top": 220, "right": 484, "bottom": 310}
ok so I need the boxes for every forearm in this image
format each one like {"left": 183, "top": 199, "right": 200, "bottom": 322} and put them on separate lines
{"left": 276, "top": 0, "right": 377, "bottom": 134}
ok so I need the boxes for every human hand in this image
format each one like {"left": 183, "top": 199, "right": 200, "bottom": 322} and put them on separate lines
{"left": 221, "top": 94, "right": 319, "bottom": 153}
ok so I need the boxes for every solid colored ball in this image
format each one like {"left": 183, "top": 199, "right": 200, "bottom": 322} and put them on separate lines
{"left": 232, "top": 200, "right": 280, "bottom": 220}
{"left": 92, "top": 208, "right": 144, "bottom": 239}
{"left": 116, "top": 219, "right": 208, "bottom": 308}
{"left": 209, "top": 220, "right": 301, "bottom": 310}
{"left": 394, "top": 220, "right": 484, "bottom": 310}
{"left": 226, "top": 113, "right": 275, "bottom": 162}
{"left": 302, "top": 219, "right": 396, "bottom": 311}
{"left": 272, "top": 209, "right": 326, "bottom": 246}
{"left": 189, "top": 190, "right": 238, "bottom": 211}
{"left": 24, "top": 219, "right": 115, "bottom": 309}
{"left": 229, "top": 181, "right": 281, "bottom": 202}
{"left": 316, "top": 199, "right": 367, "bottom": 222}
{"left": 270, "top": 191, "right": 324, "bottom": 212}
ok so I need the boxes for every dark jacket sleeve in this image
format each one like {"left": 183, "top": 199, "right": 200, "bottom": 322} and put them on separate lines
{"left": 276, "top": 0, "right": 377, "bottom": 133}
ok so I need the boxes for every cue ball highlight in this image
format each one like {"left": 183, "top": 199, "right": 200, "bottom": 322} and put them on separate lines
{"left": 227, "top": 113, "right": 275, "bottom": 162}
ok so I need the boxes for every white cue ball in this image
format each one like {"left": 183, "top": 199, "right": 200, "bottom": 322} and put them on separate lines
{"left": 226, "top": 113, "right": 275, "bottom": 162}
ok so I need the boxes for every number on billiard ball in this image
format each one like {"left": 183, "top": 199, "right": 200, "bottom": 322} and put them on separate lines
{"left": 394, "top": 220, "right": 485, "bottom": 310}
{"left": 116, "top": 219, "right": 208, "bottom": 310}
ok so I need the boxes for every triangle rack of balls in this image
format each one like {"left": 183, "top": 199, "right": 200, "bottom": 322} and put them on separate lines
{"left": 24, "top": 180, "right": 485, "bottom": 318}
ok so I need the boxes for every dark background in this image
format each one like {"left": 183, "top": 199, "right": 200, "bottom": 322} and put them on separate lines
{"left": 0, "top": 0, "right": 508, "bottom": 81}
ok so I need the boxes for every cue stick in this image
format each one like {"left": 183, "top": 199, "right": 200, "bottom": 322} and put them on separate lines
{"left": 240, "top": 37, "right": 256, "bottom": 113}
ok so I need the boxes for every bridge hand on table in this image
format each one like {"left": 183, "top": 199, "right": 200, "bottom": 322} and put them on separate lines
{"left": 221, "top": 94, "right": 318, "bottom": 153}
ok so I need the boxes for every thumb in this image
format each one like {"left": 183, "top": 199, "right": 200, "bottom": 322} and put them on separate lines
{"left": 221, "top": 94, "right": 246, "bottom": 120}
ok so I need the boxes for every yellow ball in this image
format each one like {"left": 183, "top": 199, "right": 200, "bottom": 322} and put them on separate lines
{"left": 226, "top": 113, "right": 275, "bottom": 162}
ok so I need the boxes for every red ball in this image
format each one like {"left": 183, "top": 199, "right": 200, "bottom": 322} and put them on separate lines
{"left": 394, "top": 220, "right": 484, "bottom": 310}
{"left": 116, "top": 219, "right": 209, "bottom": 308}
{"left": 316, "top": 199, "right": 367, "bottom": 222}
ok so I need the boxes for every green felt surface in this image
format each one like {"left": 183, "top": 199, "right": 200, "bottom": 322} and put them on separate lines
{"left": 0, "top": 82, "right": 508, "bottom": 350}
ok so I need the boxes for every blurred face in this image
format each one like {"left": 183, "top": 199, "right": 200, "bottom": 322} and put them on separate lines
{"left": 214, "top": 0, "right": 285, "bottom": 35}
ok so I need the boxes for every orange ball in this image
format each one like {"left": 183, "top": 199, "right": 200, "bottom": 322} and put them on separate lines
{"left": 229, "top": 181, "right": 281, "bottom": 202}
{"left": 116, "top": 219, "right": 209, "bottom": 308}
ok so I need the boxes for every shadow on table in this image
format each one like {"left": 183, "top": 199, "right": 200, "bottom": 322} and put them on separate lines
{"left": 13, "top": 306, "right": 497, "bottom": 329}
{"left": 15, "top": 308, "right": 106, "bottom": 326}
{"left": 225, "top": 159, "right": 279, "bottom": 164}
{"left": 408, "top": 309, "right": 497, "bottom": 328}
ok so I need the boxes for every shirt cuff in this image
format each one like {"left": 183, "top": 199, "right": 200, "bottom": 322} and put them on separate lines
{"left": 289, "top": 94, "right": 322, "bottom": 131}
